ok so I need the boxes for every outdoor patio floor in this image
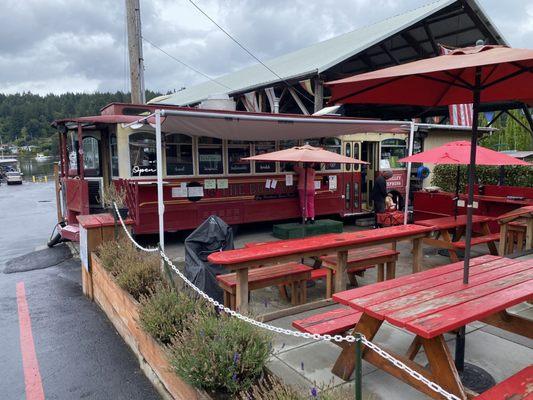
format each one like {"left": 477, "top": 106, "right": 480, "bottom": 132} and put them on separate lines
{"left": 161, "top": 220, "right": 533, "bottom": 399}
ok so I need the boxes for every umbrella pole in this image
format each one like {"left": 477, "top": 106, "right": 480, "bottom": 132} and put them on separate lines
{"left": 302, "top": 165, "right": 308, "bottom": 225}
{"left": 462, "top": 67, "right": 481, "bottom": 285}
{"left": 455, "top": 68, "right": 481, "bottom": 373}
{"left": 454, "top": 165, "right": 460, "bottom": 220}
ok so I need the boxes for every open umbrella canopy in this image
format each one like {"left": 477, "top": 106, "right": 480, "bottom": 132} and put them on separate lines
{"left": 326, "top": 45, "right": 533, "bottom": 106}
{"left": 242, "top": 144, "right": 368, "bottom": 164}
{"left": 399, "top": 141, "right": 531, "bottom": 166}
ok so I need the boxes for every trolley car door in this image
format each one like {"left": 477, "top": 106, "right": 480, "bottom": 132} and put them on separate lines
{"left": 343, "top": 141, "right": 361, "bottom": 214}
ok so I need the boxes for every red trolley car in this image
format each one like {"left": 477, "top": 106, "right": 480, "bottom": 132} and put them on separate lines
{"left": 53, "top": 103, "right": 410, "bottom": 238}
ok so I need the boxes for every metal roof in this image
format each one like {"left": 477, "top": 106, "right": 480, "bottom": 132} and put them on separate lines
{"left": 151, "top": 0, "right": 505, "bottom": 107}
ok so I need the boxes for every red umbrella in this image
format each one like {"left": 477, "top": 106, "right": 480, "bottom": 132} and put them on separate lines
{"left": 242, "top": 143, "right": 367, "bottom": 164}
{"left": 327, "top": 45, "right": 533, "bottom": 106}
{"left": 326, "top": 44, "right": 533, "bottom": 284}
{"left": 400, "top": 140, "right": 531, "bottom": 165}
{"left": 243, "top": 144, "right": 367, "bottom": 224}
{"left": 400, "top": 140, "right": 530, "bottom": 218}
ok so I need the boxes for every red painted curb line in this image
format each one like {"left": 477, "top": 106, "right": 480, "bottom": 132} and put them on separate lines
{"left": 17, "top": 282, "right": 45, "bottom": 400}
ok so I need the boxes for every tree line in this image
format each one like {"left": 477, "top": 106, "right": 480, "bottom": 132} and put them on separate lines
{"left": 0, "top": 91, "right": 162, "bottom": 150}
{"left": 0, "top": 92, "right": 531, "bottom": 153}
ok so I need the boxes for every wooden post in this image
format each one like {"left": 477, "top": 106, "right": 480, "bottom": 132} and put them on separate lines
{"left": 125, "top": 0, "right": 145, "bottom": 104}
{"left": 526, "top": 218, "right": 533, "bottom": 251}
{"left": 313, "top": 78, "right": 324, "bottom": 113}
{"left": 498, "top": 223, "right": 508, "bottom": 256}
{"left": 334, "top": 250, "right": 348, "bottom": 293}
{"left": 412, "top": 238, "right": 423, "bottom": 273}
{"left": 235, "top": 269, "right": 249, "bottom": 314}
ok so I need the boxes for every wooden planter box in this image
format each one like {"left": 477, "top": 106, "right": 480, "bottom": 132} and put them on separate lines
{"left": 91, "top": 253, "right": 211, "bottom": 400}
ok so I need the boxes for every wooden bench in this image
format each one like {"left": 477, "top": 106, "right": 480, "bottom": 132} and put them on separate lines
{"left": 245, "top": 241, "right": 334, "bottom": 298}
{"left": 475, "top": 365, "right": 533, "bottom": 399}
{"left": 217, "top": 262, "right": 312, "bottom": 310}
{"left": 452, "top": 232, "right": 500, "bottom": 249}
{"left": 506, "top": 220, "right": 527, "bottom": 254}
{"left": 292, "top": 306, "right": 363, "bottom": 336}
{"left": 320, "top": 246, "right": 399, "bottom": 287}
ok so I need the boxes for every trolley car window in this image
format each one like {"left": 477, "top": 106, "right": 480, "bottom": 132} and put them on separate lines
{"left": 323, "top": 137, "right": 341, "bottom": 170}
{"left": 129, "top": 132, "right": 157, "bottom": 176}
{"left": 345, "top": 142, "right": 351, "bottom": 171}
{"left": 166, "top": 133, "right": 193, "bottom": 176}
{"left": 279, "top": 140, "right": 298, "bottom": 172}
{"left": 198, "top": 137, "right": 223, "bottom": 175}
{"left": 254, "top": 141, "right": 275, "bottom": 173}
{"left": 82, "top": 136, "right": 100, "bottom": 177}
{"left": 228, "top": 140, "right": 251, "bottom": 174}
{"left": 381, "top": 138, "right": 406, "bottom": 168}
{"left": 353, "top": 143, "right": 360, "bottom": 171}
{"left": 110, "top": 133, "right": 119, "bottom": 177}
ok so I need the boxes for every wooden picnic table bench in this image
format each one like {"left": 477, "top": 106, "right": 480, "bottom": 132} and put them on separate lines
{"left": 416, "top": 215, "right": 498, "bottom": 262}
{"left": 475, "top": 365, "right": 532, "bottom": 400}
{"left": 208, "top": 224, "right": 433, "bottom": 313}
{"left": 328, "top": 254, "right": 532, "bottom": 399}
{"left": 497, "top": 205, "right": 533, "bottom": 255}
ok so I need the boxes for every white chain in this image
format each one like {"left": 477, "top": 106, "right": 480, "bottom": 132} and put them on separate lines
{"left": 360, "top": 339, "right": 461, "bottom": 400}
{"left": 113, "top": 203, "right": 159, "bottom": 252}
{"left": 112, "top": 203, "right": 462, "bottom": 400}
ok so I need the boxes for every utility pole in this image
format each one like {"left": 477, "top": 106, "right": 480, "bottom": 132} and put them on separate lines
{"left": 125, "top": 0, "right": 146, "bottom": 104}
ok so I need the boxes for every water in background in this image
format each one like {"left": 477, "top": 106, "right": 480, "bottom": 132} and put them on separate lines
{"left": 18, "top": 156, "right": 59, "bottom": 180}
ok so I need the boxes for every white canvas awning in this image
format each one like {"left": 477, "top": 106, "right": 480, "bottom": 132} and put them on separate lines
{"left": 128, "top": 109, "right": 410, "bottom": 140}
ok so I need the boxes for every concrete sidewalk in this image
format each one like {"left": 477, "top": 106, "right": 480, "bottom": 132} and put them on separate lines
{"left": 266, "top": 302, "right": 533, "bottom": 399}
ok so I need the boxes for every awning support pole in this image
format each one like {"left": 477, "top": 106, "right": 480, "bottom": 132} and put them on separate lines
{"left": 155, "top": 109, "right": 165, "bottom": 251}
{"left": 403, "top": 121, "right": 415, "bottom": 224}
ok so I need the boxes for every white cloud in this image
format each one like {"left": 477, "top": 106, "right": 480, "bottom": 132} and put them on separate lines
{"left": 0, "top": 0, "right": 531, "bottom": 95}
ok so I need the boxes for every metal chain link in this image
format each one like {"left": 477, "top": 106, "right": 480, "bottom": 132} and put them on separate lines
{"left": 360, "top": 339, "right": 461, "bottom": 400}
{"left": 112, "top": 202, "right": 462, "bottom": 400}
{"left": 113, "top": 203, "right": 159, "bottom": 252}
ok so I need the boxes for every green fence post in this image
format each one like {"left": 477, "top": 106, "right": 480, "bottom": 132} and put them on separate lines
{"left": 355, "top": 333, "right": 362, "bottom": 400}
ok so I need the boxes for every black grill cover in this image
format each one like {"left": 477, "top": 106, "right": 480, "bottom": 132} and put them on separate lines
{"left": 184, "top": 215, "right": 234, "bottom": 303}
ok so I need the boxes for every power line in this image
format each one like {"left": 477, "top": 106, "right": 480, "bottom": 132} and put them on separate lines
{"left": 186, "top": 0, "right": 315, "bottom": 106}
{"left": 142, "top": 36, "right": 234, "bottom": 91}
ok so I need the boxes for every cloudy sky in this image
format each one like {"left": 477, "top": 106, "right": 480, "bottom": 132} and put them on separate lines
{"left": 1, "top": 0, "right": 531, "bottom": 95}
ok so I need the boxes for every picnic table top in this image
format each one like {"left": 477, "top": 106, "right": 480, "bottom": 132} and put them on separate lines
{"left": 415, "top": 214, "right": 493, "bottom": 230}
{"left": 208, "top": 224, "right": 433, "bottom": 266}
{"left": 496, "top": 205, "right": 533, "bottom": 223}
{"left": 333, "top": 255, "right": 533, "bottom": 339}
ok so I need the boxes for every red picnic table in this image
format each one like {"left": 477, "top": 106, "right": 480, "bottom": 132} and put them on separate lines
{"left": 208, "top": 224, "right": 433, "bottom": 313}
{"left": 416, "top": 215, "right": 498, "bottom": 262}
{"left": 331, "top": 254, "right": 533, "bottom": 399}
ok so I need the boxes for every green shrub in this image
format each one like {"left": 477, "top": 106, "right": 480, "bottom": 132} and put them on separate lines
{"left": 139, "top": 285, "right": 197, "bottom": 344}
{"left": 431, "top": 164, "right": 532, "bottom": 193}
{"left": 115, "top": 254, "right": 162, "bottom": 300}
{"left": 96, "top": 237, "right": 163, "bottom": 300}
{"left": 243, "top": 378, "right": 370, "bottom": 399}
{"left": 96, "top": 236, "right": 135, "bottom": 276}
{"left": 170, "top": 311, "right": 272, "bottom": 395}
